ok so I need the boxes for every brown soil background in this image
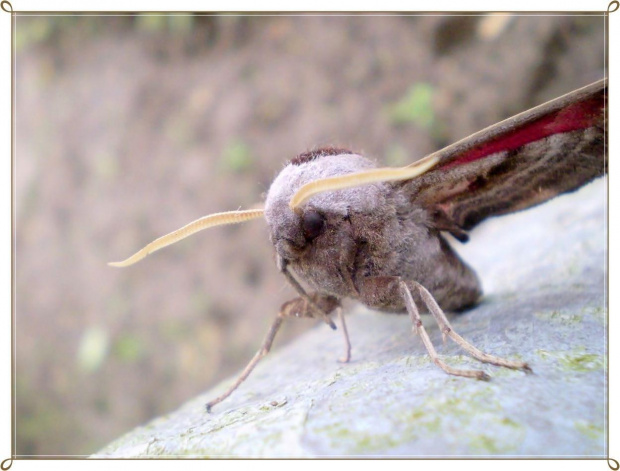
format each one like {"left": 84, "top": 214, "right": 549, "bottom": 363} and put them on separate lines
{"left": 14, "top": 13, "right": 604, "bottom": 455}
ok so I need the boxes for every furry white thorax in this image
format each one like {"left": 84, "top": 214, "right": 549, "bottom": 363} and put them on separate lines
{"left": 264, "top": 153, "right": 387, "bottom": 232}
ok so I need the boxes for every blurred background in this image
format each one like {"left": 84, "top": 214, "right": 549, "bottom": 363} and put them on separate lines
{"left": 14, "top": 13, "right": 605, "bottom": 455}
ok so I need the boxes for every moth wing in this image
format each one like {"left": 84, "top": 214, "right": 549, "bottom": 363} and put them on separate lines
{"left": 405, "top": 79, "right": 607, "bottom": 235}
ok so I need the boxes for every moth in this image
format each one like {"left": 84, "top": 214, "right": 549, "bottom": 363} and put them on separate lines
{"left": 110, "top": 79, "right": 607, "bottom": 412}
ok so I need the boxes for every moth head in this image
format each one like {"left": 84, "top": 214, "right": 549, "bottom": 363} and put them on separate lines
{"left": 264, "top": 149, "right": 376, "bottom": 261}
{"left": 108, "top": 148, "right": 438, "bottom": 267}
{"left": 264, "top": 148, "right": 440, "bottom": 262}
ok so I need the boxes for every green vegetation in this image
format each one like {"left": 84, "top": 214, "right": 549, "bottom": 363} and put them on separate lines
{"left": 220, "top": 139, "right": 254, "bottom": 173}
{"left": 386, "top": 83, "right": 436, "bottom": 129}
{"left": 113, "top": 334, "right": 146, "bottom": 363}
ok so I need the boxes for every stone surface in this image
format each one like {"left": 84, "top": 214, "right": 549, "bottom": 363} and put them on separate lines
{"left": 94, "top": 178, "right": 607, "bottom": 458}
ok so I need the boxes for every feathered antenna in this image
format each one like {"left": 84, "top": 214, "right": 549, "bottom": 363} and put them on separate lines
{"left": 109, "top": 209, "right": 264, "bottom": 267}
{"left": 289, "top": 154, "right": 440, "bottom": 211}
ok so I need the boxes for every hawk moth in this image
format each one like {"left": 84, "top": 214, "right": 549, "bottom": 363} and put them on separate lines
{"left": 110, "top": 78, "right": 607, "bottom": 412}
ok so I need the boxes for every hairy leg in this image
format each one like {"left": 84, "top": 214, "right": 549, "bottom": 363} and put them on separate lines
{"left": 408, "top": 280, "right": 530, "bottom": 372}
{"left": 357, "top": 275, "right": 530, "bottom": 380}
{"left": 399, "top": 280, "right": 489, "bottom": 380}
{"left": 205, "top": 293, "right": 343, "bottom": 412}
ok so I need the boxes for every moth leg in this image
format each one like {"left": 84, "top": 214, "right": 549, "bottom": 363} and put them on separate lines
{"left": 408, "top": 280, "right": 531, "bottom": 372}
{"left": 205, "top": 314, "right": 284, "bottom": 413}
{"left": 278, "top": 256, "right": 337, "bottom": 330}
{"left": 205, "top": 293, "right": 341, "bottom": 413}
{"left": 337, "top": 307, "right": 351, "bottom": 363}
{"left": 283, "top": 294, "right": 350, "bottom": 363}
{"left": 399, "top": 280, "right": 490, "bottom": 380}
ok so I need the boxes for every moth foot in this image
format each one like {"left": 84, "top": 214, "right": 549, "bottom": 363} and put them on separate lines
{"left": 475, "top": 370, "right": 491, "bottom": 381}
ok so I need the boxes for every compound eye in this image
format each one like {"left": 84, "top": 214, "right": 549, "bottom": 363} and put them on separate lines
{"left": 302, "top": 210, "right": 325, "bottom": 241}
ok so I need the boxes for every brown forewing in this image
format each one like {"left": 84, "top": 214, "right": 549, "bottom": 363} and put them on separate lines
{"left": 403, "top": 79, "right": 607, "bottom": 232}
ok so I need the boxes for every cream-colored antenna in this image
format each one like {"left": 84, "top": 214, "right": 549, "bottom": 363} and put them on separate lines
{"left": 289, "top": 154, "right": 440, "bottom": 210}
{"left": 109, "top": 209, "right": 264, "bottom": 267}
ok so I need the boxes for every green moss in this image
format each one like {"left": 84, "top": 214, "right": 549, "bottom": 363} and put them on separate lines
{"left": 583, "top": 306, "right": 606, "bottom": 324}
{"left": 399, "top": 355, "right": 432, "bottom": 368}
{"left": 354, "top": 434, "right": 401, "bottom": 453}
{"left": 559, "top": 353, "right": 604, "bottom": 372}
{"left": 536, "top": 346, "right": 604, "bottom": 373}
{"left": 316, "top": 385, "right": 524, "bottom": 454}
{"left": 469, "top": 434, "right": 502, "bottom": 454}
{"left": 405, "top": 410, "right": 441, "bottom": 434}
{"left": 534, "top": 310, "right": 583, "bottom": 326}
{"left": 467, "top": 417, "right": 523, "bottom": 454}
{"left": 261, "top": 429, "right": 284, "bottom": 447}
{"left": 500, "top": 417, "right": 520, "bottom": 428}
{"left": 574, "top": 420, "right": 604, "bottom": 441}
{"left": 316, "top": 423, "right": 400, "bottom": 454}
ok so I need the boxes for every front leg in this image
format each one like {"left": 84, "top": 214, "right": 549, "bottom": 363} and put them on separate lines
{"left": 205, "top": 293, "right": 345, "bottom": 413}
{"left": 279, "top": 256, "right": 337, "bottom": 330}
{"left": 357, "top": 276, "right": 530, "bottom": 379}
{"left": 281, "top": 294, "right": 351, "bottom": 363}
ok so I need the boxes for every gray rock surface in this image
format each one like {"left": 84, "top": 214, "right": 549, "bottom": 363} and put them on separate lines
{"left": 94, "top": 178, "right": 607, "bottom": 458}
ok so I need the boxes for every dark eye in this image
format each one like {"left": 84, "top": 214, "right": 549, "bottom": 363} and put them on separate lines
{"left": 302, "top": 210, "right": 325, "bottom": 241}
